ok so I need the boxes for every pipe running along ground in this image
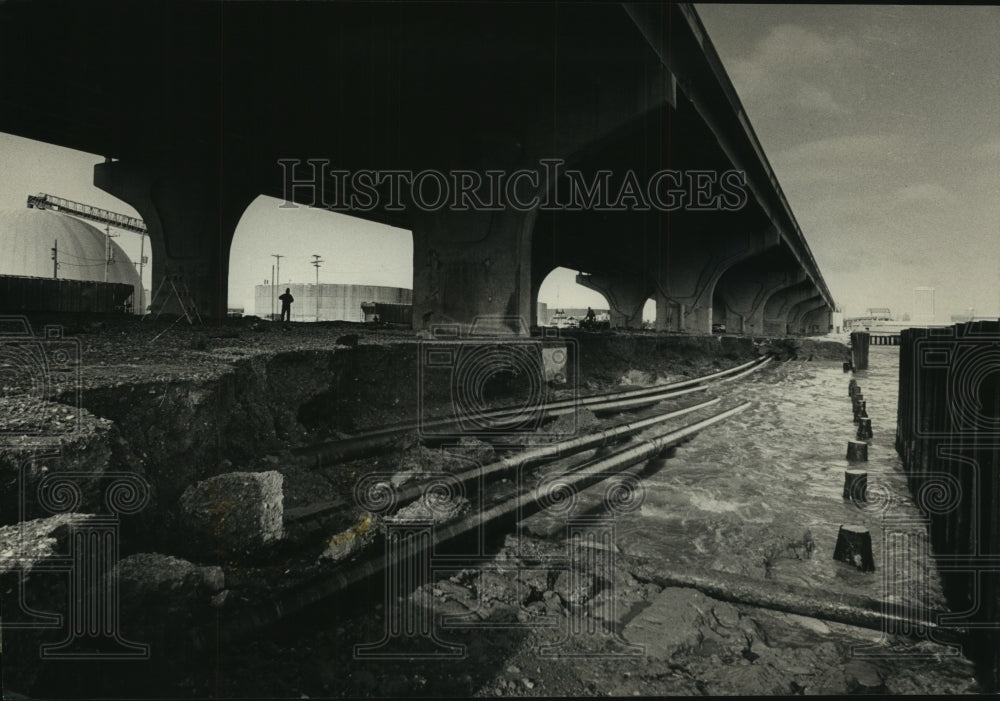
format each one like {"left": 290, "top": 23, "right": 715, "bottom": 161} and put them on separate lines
{"left": 294, "top": 357, "right": 771, "bottom": 467}
{"left": 286, "top": 397, "right": 723, "bottom": 528}
{"left": 193, "top": 402, "right": 752, "bottom": 649}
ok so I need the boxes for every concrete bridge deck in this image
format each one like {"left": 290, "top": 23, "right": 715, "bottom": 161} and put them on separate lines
{"left": 0, "top": 1, "right": 834, "bottom": 335}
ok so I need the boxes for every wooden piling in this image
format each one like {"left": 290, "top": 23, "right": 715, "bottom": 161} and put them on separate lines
{"left": 833, "top": 525, "right": 875, "bottom": 572}
{"left": 850, "top": 331, "right": 870, "bottom": 370}
{"left": 842, "top": 469, "right": 867, "bottom": 500}
{"left": 856, "top": 417, "right": 873, "bottom": 441}
{"left": 846, "top": 440, "right": 868, "bottom": 462}
{"left": 848, "top": 379, "right": 858, "bottom": 397}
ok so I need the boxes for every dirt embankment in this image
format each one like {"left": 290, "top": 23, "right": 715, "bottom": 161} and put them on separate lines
{"left": 4, "top": 319, "right": 803, "bottom": 530}
{"left": 1, "top": 315, "right": 853, "bottom": 697}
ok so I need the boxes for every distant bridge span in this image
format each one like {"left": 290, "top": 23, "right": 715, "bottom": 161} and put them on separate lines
{"left": 0, "top": 1, "right": 834, "bottom": 334}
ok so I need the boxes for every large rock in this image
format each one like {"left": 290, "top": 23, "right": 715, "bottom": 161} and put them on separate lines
{"left": 178, "top": 470, "right": 284, "bottom": 561}
{"left": 113, "top": 553, "right": 224, "bottom": 649}
{"left": 622, "top": 587, "right": 709, "bottom": 659}
{"left": 0, "top": 513, "right": 97, "bottom": 695}
{"left": 844, "top": 660, "right": 886, "bottom": 694}
{"left": 622, "top": 586, "right": 756, "bottom": 662}
{"left": 0, "top": 397, "right": 120, "bottom": 526}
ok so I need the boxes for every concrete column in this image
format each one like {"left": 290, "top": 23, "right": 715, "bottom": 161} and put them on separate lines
{"left": 788, "top": 296, "right": 823, "bottom": 335}
{"left": 715, "top": 269, "right": 805, "bottom": 336}
{"left": 576, "top": 271, "right": 651, "bottom": 329}
{"left": 795, "top": 303, "right": 831, "bottom": 335}
{"left": 762, "top": 282, "right": 819, "bottom": 336}
{"left": 650, "top": 226, "right": 780, "bottom": 334}
{"left": 95, "top": 159, "right": 255, "bottom": 319}
{"left": 411, "top": 208, "right": 535, "bottom": 334}
{"left": 802, "top": 306, "right": 833, "bottom": 335}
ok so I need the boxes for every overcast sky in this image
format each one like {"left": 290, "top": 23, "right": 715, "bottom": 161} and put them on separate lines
{"left": 1, "top": 4, "right": 997, "bottom": 320}
{"left": 697, "top": 4, "right": 1000, "bottom": 319}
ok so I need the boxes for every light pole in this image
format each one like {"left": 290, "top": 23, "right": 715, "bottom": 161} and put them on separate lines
{"left": 311, "top": 254, "right": 323, "bottom": 322}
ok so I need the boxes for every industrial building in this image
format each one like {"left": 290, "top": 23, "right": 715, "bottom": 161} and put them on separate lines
{"left": 0, "top": 208, "right": 144, "bottom": 314}
{"left": 254, "top": 283, "right": 411, "bottom": 322}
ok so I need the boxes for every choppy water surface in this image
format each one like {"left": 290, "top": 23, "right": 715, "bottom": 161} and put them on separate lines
{"left": 618, "top": 346, "right": 947, "bottom": 613}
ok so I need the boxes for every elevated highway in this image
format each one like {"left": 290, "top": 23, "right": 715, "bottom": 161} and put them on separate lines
{"left": 0, "top": 1, "right": 834, "bottom": 334}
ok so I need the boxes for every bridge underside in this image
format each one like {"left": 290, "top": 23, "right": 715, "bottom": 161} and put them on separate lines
{"left": 0, "top": 1, "right": 834, "bottom": 333}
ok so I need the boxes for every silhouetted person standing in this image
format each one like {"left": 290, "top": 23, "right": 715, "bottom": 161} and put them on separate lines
{"left": 279, "top": 288, "right": 294, "bottom": 322}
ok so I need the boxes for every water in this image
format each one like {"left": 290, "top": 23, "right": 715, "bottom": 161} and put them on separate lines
{"left": 618, "top": 345, "right": 948, "bottom": 612}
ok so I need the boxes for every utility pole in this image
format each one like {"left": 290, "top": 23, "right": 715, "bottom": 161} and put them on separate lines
{"left": 271, "top": 265, "right": 276, "bottom": 320}
{"left": 271, "top": 254, "right": 284, "bottom": 287}
{"left": 51, "top": 239, "right": 58, "bottom": 278}
{"left": 103, "top": 224, "right": 118, "bottom": 283}
{"left": 136, "top": 230, "right": 146, "bottom": 314}
{"left": 311, "top": 254, "right": 323, "bottom": 322}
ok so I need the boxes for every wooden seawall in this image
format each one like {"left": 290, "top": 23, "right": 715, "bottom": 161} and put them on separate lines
{"left": 896, "top": 320, "right": 1000, "bottom": 689}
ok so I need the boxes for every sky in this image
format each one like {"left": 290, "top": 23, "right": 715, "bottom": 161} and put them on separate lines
{"left": 1, "top": 4, "right": 997, "bottom": 321}
{"left": 696, "top": 4, "right": 1000, "bottom": 319}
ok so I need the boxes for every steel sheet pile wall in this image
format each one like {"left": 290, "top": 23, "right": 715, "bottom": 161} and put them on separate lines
{"left": 0, "top": 274, "right": 134, "bottom": 314}
{"left": 850, "top": 331, "right": 870, "bottom": 369}
{"left": 896, "top": 320, "right": 1000, "bottom": 688}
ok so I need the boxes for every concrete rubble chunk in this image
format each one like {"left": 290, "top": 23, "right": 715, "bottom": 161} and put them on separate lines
{"left": 115, "top": 552, "right": 226, "bottom": 597}
{"left": 178, "top": 470, "right": 284, "bottom": 560}
{"left": 0, "top": 512, "right": 93, "bottom": 572}
{"left": 0, "top": 513, "right": 100, "bottom": 694}
{"left": 552, "top": 569, "right": 595, "bottom": 605}
{"left": 844, "top": 659, "right": 885, "bottom": 693}
{"left": 393, "top": 493, "right": 469, "bottom": 524}
{"left": 111, "top": 552, "right": 228, "bottom": 671}
{"left": 622, "top": 587, "right": 709, "bottom": 659}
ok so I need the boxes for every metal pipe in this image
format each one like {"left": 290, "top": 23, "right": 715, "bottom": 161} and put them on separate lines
{"left": 288, "top": 397, "right": 723, "bottom": 528}
{"left": 627, "top": 557, "right": 965, "bottom": 643}
{"left": 294, "top": 357, "right": 771, "bottom": 466}
{"left": 194, "top": 402, "right": 751, "bottom": 649}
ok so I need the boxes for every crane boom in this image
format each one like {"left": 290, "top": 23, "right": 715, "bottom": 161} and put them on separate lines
{"left": 27, "top": 192, "right": 146, "bottom": 234}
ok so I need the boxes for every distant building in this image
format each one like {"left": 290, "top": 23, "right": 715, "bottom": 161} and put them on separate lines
{"left": 0, "top": 208, "right": 144, "bottom": 313}
{"left": 950, "top": 313, "right": 998, "bottom": 323}
{"left": 254, "top": 282, "right": 411, "bottom": 322}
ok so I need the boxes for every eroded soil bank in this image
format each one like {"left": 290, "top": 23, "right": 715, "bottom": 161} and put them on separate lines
{"left": 1, "top": 315, "right": 861, "bottom": 697}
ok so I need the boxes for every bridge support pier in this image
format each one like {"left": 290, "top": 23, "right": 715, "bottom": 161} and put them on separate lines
{"left": 763, "top": 282, "right": 820, "bottom": 336}
{"left": 651, "top": 226, "right": 781, "bottom": 334}
{"left": 800, "top": 304, "right": 832, "bottom": 336}
{"left": 411, "top": 209, "right": 535, "bottom": 334}
{"left": 715, "top": 270, "right": 805, "bottom": 335}
{"left": 788, "top": 297, "right": 825, "bottom": 335}
{"left": 95, "top": 159, "right": 255, "bottom": 319}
